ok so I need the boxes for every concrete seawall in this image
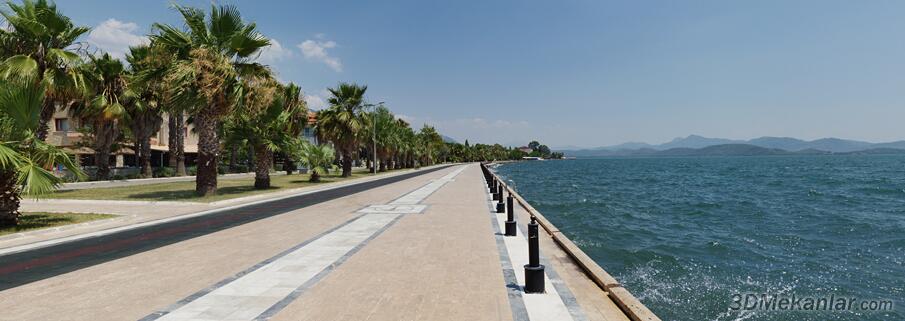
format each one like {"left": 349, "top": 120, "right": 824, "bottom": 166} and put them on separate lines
{"left": 486, "top": 163, "right": 662, "bottom": 321}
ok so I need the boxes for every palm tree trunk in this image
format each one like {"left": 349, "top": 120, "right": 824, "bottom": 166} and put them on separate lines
{"left": 341, "top": 152, "right": 353, "bottom": 177}
{"left": 253, "top": 145, "right": 272, "bottom": 189}
{"left": 247, "top": 144, "right": 254, "bottom": 172}
{"left": 140, "top": 135, "right": 153, "bottom": 178}
{"left": 35, "top": 99, "right": 56, "bottom": 141}
{"left": 229, "top": 146, "right": 237, "bottom": 173}
{"left": 284, "top": 155, "right": 295, "bottom": 175}
{"left": 94, "top": 121, "right": 116, "bottom": 180}
{"left": 168, "top": 114, "right": 177, "bottom": 168}
{"left": 0, "top": 169, "right": 21, "bottom": 227}
{"left": 175, "top": 113, "right": 186, "bottom": 176}
{"left": 195, "top": 113, "right": 219, "bottom": 196}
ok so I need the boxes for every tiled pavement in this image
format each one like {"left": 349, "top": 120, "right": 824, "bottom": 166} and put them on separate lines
{"left": 0, "top": 164, "right": 631, "bottom": 321}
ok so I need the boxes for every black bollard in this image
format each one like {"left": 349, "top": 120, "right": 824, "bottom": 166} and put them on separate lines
{"left": 505, "top": 193, "right": 517, "bottom": 236}
{"left": 496, "top": 186, "right": 505, "bottom": 213}
{"left": 490, "top": 178, "right": 498, "bottom": 195}
{"left": 524, "top": 217, "right": 545, "bottom": 293}
{"left": 495, "top": 182, "right": 503, "bottom": 201}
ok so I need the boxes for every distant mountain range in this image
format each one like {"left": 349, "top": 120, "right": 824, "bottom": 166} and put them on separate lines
{"left": 560, "top": 135, "right": 905, "bottom": 157}
{"left": 441, "top": 135, "right": 459, "bottom": 144}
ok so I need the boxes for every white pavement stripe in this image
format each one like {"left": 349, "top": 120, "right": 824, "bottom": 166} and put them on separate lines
{"left": 389, "top": 166, "right": 466, "bottom": 205}
{"left": 151, "top": 165, "right": 468, "bottom": 321}
{"left": 157, "top": 214, "right": 401, "bottom": 321}
{"left": 493, "top": 203, "right": 575, "bottom": 321}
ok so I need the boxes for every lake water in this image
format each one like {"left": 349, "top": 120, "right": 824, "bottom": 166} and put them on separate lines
{"left": 495, "top": 155, "right": 903, "bottom": 321}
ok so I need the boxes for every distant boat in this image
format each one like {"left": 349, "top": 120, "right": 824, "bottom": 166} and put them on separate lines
{"left": 522, "top": 156, "right": 544, "bottom": 161}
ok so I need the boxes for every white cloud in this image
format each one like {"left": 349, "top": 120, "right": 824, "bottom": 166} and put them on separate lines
{"left": 298, "top": 39, "right": 343, "bottom": 72}
{"left": 257, "top": 39, "right": 292, "bottom": 64}
{"left": 304, "top": 89, "right": 331, "bottom": 110}
{"left": 87, "top": 19, "right": 149, "bottom": 60}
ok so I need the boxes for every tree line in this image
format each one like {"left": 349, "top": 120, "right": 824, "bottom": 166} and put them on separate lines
{"left": 0, "top": 1, "right": 551, "bottom": 227}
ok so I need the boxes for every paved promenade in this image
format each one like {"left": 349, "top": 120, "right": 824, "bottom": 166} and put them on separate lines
{"left": 0, "top": 164, "right": 646, "bottom": 321}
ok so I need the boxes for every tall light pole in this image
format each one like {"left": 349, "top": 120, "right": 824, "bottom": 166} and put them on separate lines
{"left": 365, "top": 102, "right": 384, "bottom": 175}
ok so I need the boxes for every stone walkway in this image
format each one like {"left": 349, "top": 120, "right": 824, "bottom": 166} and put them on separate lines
{"left": 0, "top": 164, "right": 637, "bottom": 321}
{"left": 3, "top": 167, "right": 441, "bottom": 251}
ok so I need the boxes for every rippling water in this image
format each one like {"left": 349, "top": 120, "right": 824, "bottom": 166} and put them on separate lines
{"left": 495, "top": 155, "right": 904, "bottom": 321}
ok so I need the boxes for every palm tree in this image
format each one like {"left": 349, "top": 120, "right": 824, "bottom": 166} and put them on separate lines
{"left": 71, "top": 53, "right": 126, "bottom": 180}
{"left": 0, "top": 80, "right": 83, "bottom": 227}
{"left": 397, "top": 124, "right": 417, "bottom": 168}
{"left": 278, "top": 83, "right": 305, "bottom": 175}
{"left": 0, "top": 0, "right": 90, "bottom": 141}
{"left": 372, "top": 106, "right": 397, "bottom": 172}
{"left": 153, "top": 4, "right": 270, "bottom": 196}
{"left": 125, "top": 45, "right": 166, "bottom": 178}
{"left": 227, "top": 78, "right": 307, "bottom": 189}
{"left": 295, "top": 141, "right": 335, "bottom": 182}
{"left": 316, "top": 83, "right": 367, "bottom": 177}
{"left": 418, "top": 125, "right": 442, "bottom": 166}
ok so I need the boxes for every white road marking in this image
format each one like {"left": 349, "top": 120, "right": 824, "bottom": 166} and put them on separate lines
{"left": 390, "top": 166, "right": 466, "bottom": 205}
{"left": 358, "top": 204, "right": 427, "bottom": 214}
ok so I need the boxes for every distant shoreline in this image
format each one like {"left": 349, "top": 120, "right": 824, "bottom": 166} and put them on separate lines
{"left": 560, "top": 143, "right": 905, "bottom": 158}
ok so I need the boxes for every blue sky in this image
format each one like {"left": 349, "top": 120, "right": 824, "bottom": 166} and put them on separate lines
{"left": 50, "top": 0, "right": 905, "bottom": 148}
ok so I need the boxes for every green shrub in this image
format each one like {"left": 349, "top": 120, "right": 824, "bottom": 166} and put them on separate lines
{"left": 154, "top": 167, "right": 176, "bottom": 178}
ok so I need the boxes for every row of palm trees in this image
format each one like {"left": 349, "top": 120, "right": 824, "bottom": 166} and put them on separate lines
{"left": 0, "top": 1, "right": 464, "bottom": 227}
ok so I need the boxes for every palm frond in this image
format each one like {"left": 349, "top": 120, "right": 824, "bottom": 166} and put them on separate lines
{"left": 0, "top": 54, "right": 38, "bottom": 81}
{"left": 16, "top": 158, "right": 63, "bottom": 197}
{"left": 0, "top": 142, "right": 24, "bottom": 170}
{"left": 0, "top": 80, "right": 43, "bottom": 133}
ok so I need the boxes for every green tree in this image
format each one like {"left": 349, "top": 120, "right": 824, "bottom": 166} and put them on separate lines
{"left": 0, "top": 0, "right": 90, "bottom": 140}
{"left": 153, "top": 4, "right": 271, "bottom": 196}
{"left": 72, "top": 53, "right": 127, "bottom": 180}
{"left": 317, "top": 83, "right": 367, "bottom": 177}
{"left": 0, "top": 80, "right": 83, "bottom": 226}
{"left": 295, "top": 141, "right": 335, "bottom": 182}
{"left": 279, "top": 83, "right": 306, "bottom": 175}
{"left": 537, "top": 144, "right": 551, "bottom": 157}
{"left": 417, "top": 125, "right": 442, "bottom": 166}
{"left": 124, "top": 45, "right": 167, "bottom": 178}
{"left": 226, "top": 78, "right": 307, "bottom": 189}
{"left": 372, "top": 106, "right": 400, "bottom": 172}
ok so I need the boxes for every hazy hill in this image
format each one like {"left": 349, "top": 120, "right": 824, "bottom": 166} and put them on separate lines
{"left": 563, "top": 135, "right": 905, "bottom": 156}
{"left": 441, "top": 135, "right": 458, "bottom": 144}
{"left": 657, "top": 135, "right": 741, "bottom": 149}
{"left": 655, "top": 144, "right": 788, "bottom": 156}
